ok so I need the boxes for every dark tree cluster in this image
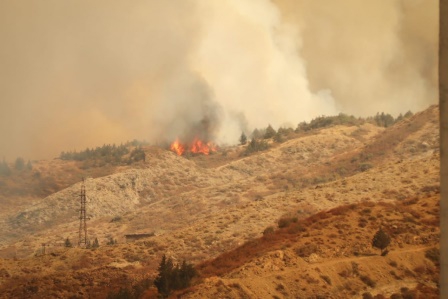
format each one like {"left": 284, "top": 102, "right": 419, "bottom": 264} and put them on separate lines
{"left": 154, "top": 255, "right": 196, "bottom": 298}
{"left": 240, "top": 110, "right": 414, "bottom": 150}
{"left": 242, "top": 138, "right": 270, "bottom": 156}
{"left": 0, "top": 158, "right": 32, "bottom": 176}
{"left": 60, "top": 143, "right": 130, "bottom": 162}
{"left": 59, "top": 140, "right": 148, "bottom": 165}
{"left": 295, "top": 111, "right": 414, "bottom": 133}
{"left": 295, "top": 113, "right": 362, "bottom": 133}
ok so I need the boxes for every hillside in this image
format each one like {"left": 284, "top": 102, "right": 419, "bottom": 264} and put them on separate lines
{"left": 0, "top": 105, "right": 440, "bottom": 298}
{"left": 188, "top": 194, "right": 439, "bottom": 299}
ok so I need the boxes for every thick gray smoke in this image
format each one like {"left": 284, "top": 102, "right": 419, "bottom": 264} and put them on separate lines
{"left": 0, "top": 0, "right": 438, "bottom": 159}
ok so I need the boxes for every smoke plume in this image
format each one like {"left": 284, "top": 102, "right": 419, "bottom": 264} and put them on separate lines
{"left": 0, "top": 0, "right": 438, "bottom": 159}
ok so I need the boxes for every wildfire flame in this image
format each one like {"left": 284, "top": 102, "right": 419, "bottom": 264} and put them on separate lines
{"left": 170, "top": 138, "right": 185, "bottom": 156}
{"left": 170, "top": 137, "right": 217, "bottom": 156}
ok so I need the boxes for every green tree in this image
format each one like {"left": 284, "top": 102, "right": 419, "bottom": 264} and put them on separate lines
{"left": 404, "top": 110, "right": 413, "bottom": 118}
{"left": 0, "top": 159, "right": 11, "bottom": 176}
{"left": 372, "top": 228, "right": 391, "bottom": 255}
{"left": 179, "top": 260, "right": 196, "bottom": 289}
{"left": 14, "top": 157, "right": 25, "bottom": 171}
{"left": 26, "top": 160, "right": 33, "bottom": 170}
{"left": 129, "top": 147, "right": 146, "bottom": 163}
{"left": 154, "top": 255, "right": 196, "bottom": 298}
{"left": 64, "top": 238, "right": 72, "bottom": 248}
{"left": 154, "top": 255, "right": 173, "bottom": 298}
{"left": 273, "top": 132, "right": 284, "bottom": 143}
{"left": 239, "top": 132, "right": 247, "bottom": 145}
{"left": 264, "top": 124, "right": 276, "bottom": 139}
{"left": 92, "top": 237, "right": 100, "bottom": 248}
{"left": 251, "top": 128, "right": 262, "bottom": 139}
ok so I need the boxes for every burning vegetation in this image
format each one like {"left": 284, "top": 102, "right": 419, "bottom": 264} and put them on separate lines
{"left": 170, "top": 138, "right": 217, "bottom": 156}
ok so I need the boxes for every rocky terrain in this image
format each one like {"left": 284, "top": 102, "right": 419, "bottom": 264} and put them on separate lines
{"left": 0, "top": 105, "right": 440, "bottom": 298}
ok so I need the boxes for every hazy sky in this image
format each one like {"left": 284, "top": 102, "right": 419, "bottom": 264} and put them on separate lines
{"left": 0, "top": 0, "right": 438, "bottom": 160}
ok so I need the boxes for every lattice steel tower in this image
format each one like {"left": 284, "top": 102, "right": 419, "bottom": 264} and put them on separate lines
{"left": 78, "top": 178, "right": 88, "bottom": 246}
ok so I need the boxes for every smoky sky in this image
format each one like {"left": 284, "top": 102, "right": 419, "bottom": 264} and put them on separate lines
{"left": 0, "top": 0, "right": 438, "bottom": 160}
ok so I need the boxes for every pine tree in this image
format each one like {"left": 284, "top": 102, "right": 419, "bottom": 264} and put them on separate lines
{"left": 0, "top": 159, "right": 11, "bottom": 176}
{"left": 179, "top": 260, "right": 196, "bottom": 288}
{"left": 239, "top": 132, "right": 247, "bottom": 145}
{"left": 154, "top": 255, "right": 173, "bottom": 298}
{"left": 26, "top": 160, "right": 33, "bottom": 170}
{"left": 372, "top": 228, "right": 391, "bottom": 255}
{"left": 154, "top": 256, "right": 196, "bottom": 298}
{"left": 264, "top": 124, "right": 276, "bottom": 139}
{"left": 251, "top": 128, "right": 262, "bottom": 139}
{"left": 14, "top": 157, "right": 25, "bottom": 171}
{"left": 92, "top": 237, "right": 100, "bottom": 248}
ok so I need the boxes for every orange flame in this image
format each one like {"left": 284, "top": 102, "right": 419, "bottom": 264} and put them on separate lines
{"left": 170, "top": 138, "right": 185, "bottom": 156}
{"left": 170, "top": 137, "right": 217, "bottom": 156}
{"left": 190, "top": 138, "right": 217, "bottom": 155}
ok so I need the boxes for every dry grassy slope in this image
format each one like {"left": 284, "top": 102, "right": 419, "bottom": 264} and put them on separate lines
{"left": 0, "top": 148, "right": 247, "bottom": 249}
{"left": 0, "top": 157, "right": 127, "bottom": 215}
{"left": 0, "top": 121, "right": 376, "bottom": 252}
{"left": 0, "top": 105, "right": 440, "bottom": 298}
{"left": 0, "top": 106, "right": 439, "bottom": 260}
{"left": 184, "top": 194, "right": 439, "bottom": 299}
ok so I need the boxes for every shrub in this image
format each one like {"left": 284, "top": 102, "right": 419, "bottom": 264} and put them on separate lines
{"left": 277, "top": 217, "right": 297, "bottom": 228}
{"left": 362, "top": 292, "right": 374, "bottom": 299}
{"left": 111, "top": 216, "right": 122, "bottom": 222}
{"left": 263, "top": 226, "right": 275, "bottom": 236}
{"left": 320, "top": 275, "right": 332, "bottom": 285}
{"left": 425, "top": 247, "right": 439, "bottom": 267}
{"left": 360, "top": 275, "right": 376, "bottom": 287}
{"left": 64, "top": 238, "right": 72, "bottom": 248}
{"left": 359, "top": 163, "right": 373, "bottom": 172}
{"left": 295, "top": 244, "right": 318, "bottom": 257}
{"left": 372, "top": 228, "right": 391, "bottom": 255}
